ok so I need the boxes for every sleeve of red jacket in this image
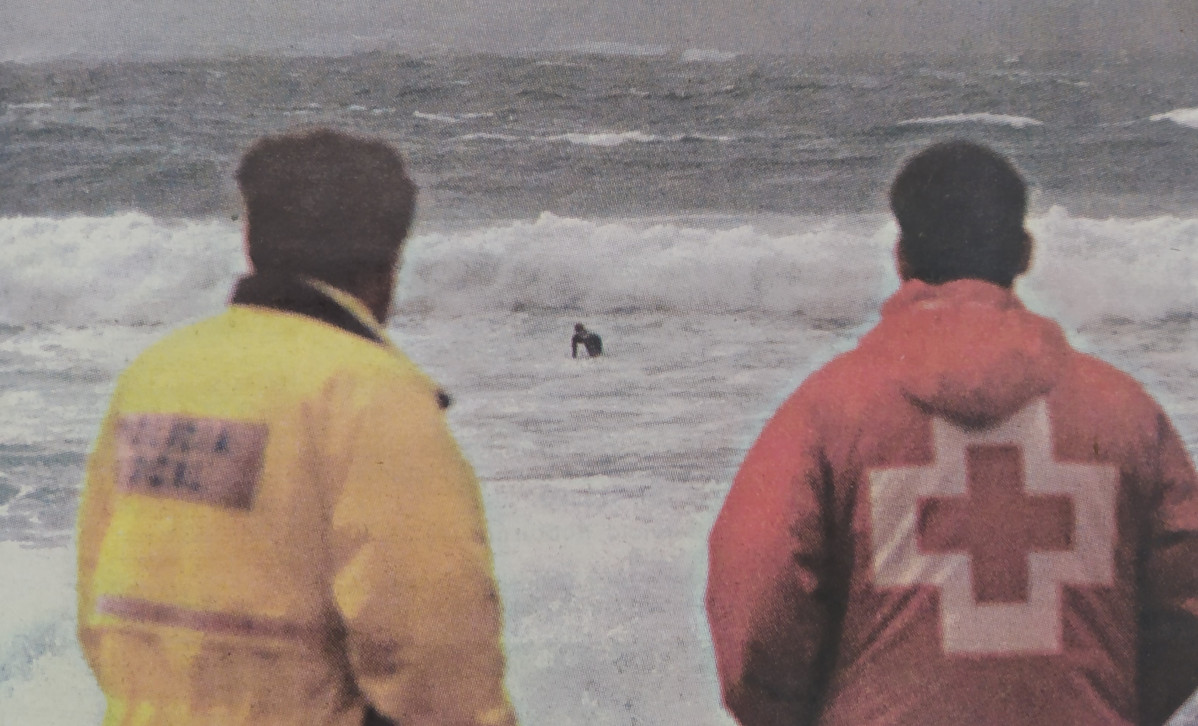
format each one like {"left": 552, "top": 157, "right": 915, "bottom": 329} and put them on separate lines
{"left": 707, "top": 386, "right": 835, "bottom": 726}
{"left": 1139, "top": 411, "right": 1198, "bottom": 726}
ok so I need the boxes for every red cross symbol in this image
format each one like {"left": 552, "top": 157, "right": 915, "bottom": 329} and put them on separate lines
{"left": 869, "top": 400, "right": 1118, "bottom": 654}
{"left": 918, "top": 445, "right": 1075, "bottom": 604}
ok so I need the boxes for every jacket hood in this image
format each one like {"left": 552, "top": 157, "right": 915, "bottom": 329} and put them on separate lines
{"left": 858, "top": 279, "right": 1071, "bottom": 427}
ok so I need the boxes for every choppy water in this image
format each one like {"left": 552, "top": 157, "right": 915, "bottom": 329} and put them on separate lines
{"left": 3, "top": 51, "right": 1198, "bottom": 220}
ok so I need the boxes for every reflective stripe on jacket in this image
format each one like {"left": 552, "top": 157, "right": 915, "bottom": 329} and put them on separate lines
{"left": 77, "top": 273, "right": 517, "bottom": 726}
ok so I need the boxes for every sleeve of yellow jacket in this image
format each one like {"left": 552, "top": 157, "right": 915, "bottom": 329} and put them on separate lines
{"left": 325, "top": 370, "right": 517, "bottom": 726}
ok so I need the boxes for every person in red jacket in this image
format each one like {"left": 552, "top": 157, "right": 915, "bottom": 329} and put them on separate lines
{"left": 706, "top": 140, "right": 1198, "bottom": 726}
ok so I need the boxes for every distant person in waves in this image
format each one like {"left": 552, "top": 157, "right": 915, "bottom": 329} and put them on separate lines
{"left": 706, "top": 140, "right": 1198, "bottom": 726}
{"left": 572, "top": 323, "right": 603, "bottom": 358}
{"left": 76, "top": 128, "right": 518, "bottom": 726}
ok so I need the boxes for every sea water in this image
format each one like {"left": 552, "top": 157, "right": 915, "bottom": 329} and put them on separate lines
{"left": 2, "top": 50, "right": 1198, "bottom": 723}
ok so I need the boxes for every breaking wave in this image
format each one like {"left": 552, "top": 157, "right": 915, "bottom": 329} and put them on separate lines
{"left": 1150, "top": 108, "right": 1198, "bottom": 129}
{"left": 542, "top": 131, "right": 734, "bottom": 147}
{"left": 399, "top": 213, "right": 896, "bottom": 319}
{"left": 452, "top": 131, "right": 736, "bottom": 146}
{"left": 568, "top": 42, "right": 669, "bottom": 57}
{"left": 0, "top": 215, "right": 244, "bottom": 326}
{"left": 454, "top": 132, "right": 523, "bottom": 143}
{"left": 680, "top": 48, "right": 738, "bottom": 63}
{"left": 545, "top": 131, "right": 661, "bottom": 147}
{"left": 897, "top": 112, "right": 1044, "bottom": 129}
{"left": 414, "top": 110, "right": 495, "bottom": 124}
{"left": 0, "top": 208, "right": 1195, "bottom": 328}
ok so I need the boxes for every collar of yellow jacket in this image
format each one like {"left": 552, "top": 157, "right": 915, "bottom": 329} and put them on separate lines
{"left": 229, "top": 272, "right": 393, "bottom": 348}
{"left": 301, "top": 277, "right": 452, "bottom": 409}
{"left": 302, "top": 277, "right": 395, "bottom": 347}
{"left": 228, "top": 273, "right": 455, "bottom": 410}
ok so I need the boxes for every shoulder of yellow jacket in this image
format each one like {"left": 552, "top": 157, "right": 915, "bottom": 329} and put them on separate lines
{"left": 116, "top": 307, "right": 437, "bottom": 408}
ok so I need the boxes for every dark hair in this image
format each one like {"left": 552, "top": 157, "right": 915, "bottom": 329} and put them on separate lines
{"left": 236, "top": 128, "right": 416, "bottom": 287}
{"left": 890, "top": 140, "right": 1029, "bottom": 287}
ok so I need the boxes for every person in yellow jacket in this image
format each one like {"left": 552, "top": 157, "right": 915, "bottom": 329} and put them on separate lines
{"left": 76, "top": 128, "right": 518, "bottom": 726}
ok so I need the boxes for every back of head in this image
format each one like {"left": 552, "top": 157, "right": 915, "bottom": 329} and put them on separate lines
{"left": 890, "top": 140, "right": 1029, "bottom": 287}
{"left": 236, "top": 128, "right": 416, "bottom": 288}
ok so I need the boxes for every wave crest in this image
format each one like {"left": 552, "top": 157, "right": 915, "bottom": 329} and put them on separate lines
{"left": 545, "top": 131, "right": 661, "bottom": 147}
{"left": 0, "top": 214, "right": 243, "bottom": 326}
{"left": 542, "top": 131, "right": 734, "bottom": 147}
{"left": 680, "top": 48, "right": 738, "bottom": 63}
{"left": 398, "top": 213, "right": 895, "bottom": 318}
{"left": 1, "top": 210, "right": 1195, "bottom": 328}
{"left": 1150, "top": 108, "right": 1198, "bottom": 129}
{"left": 897, "top": 112, "right": 1044, "bottom": 129}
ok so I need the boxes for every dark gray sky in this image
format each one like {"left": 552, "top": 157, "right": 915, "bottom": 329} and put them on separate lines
{"left": 4, "top": 0, "right": 1196, "bottom": 62}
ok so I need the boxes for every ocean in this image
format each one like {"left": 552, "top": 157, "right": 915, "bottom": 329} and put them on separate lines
{"left": 1, "top": 49, "right": 1198, "bottom": 723}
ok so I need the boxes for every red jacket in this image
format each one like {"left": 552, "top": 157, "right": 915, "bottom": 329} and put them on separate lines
{"left": 707, "top": 279, "right": 1198, "bottom": 726}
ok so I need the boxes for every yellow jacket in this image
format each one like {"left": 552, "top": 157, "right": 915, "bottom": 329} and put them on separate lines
{"left": 77, "top": 274, "right": 517, "bottom": 726}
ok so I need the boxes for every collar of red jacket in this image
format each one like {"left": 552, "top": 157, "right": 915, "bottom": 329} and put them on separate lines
{"left": 860, "top": 279, "right": 1071, "bottom": 428}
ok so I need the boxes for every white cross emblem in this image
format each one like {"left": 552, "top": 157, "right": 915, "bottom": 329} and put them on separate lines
{"left": 868, "top": 399, "right": 1118, "bottom": 655}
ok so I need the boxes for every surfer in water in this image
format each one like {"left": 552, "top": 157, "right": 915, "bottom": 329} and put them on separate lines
{"left": 572, "top": 323, "right": 603, "bottom": 358}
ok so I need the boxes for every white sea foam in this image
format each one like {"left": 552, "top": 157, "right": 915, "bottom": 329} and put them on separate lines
{"left": 545, "top": 131, "right": 662, "bottom": 146}
{"left": 1150, "top": 108, "right": 1198, "bottom": 129}
{"left": 674, "top": 133, "right": 736, "bottom": 143}
{"left": 467, "top": 131, "right": 733, "bottom": 146}
{"left": 1022, "top": 206, "right": 1198, "bottom": 327}
{"left": 680, "top": 48, "right": 738, "bottom": 63}
{"left": 455, "top": 132, "right": 523, "bottom": 142}
{"left": 413, "top": 110, "right": 460, "bottom": 123}
{"left": 1, "top": 209, "right": 1195, "bottom": 328}
{"left": 897, "top": 112, "right": 1044, "bottom": 129}
{"left": 398, "top": 209, "right": 1198, "bottom": 329}
{"left": 0, "top": 543, "right": 105, "bottom": 724}
{"left": 541, "top": 131, "right": 733, "bottom": 146}
{"left": 414, "top": 110, "right": 495, "bottom": 124}
{"left": 0, "top": 214, "right": 244, "bottom": 326}
{"left": 570, "top": 42, "right": 669, "bottom": 57}
{"left": 399, "top": 212, "right": 896, "bottom": 319}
